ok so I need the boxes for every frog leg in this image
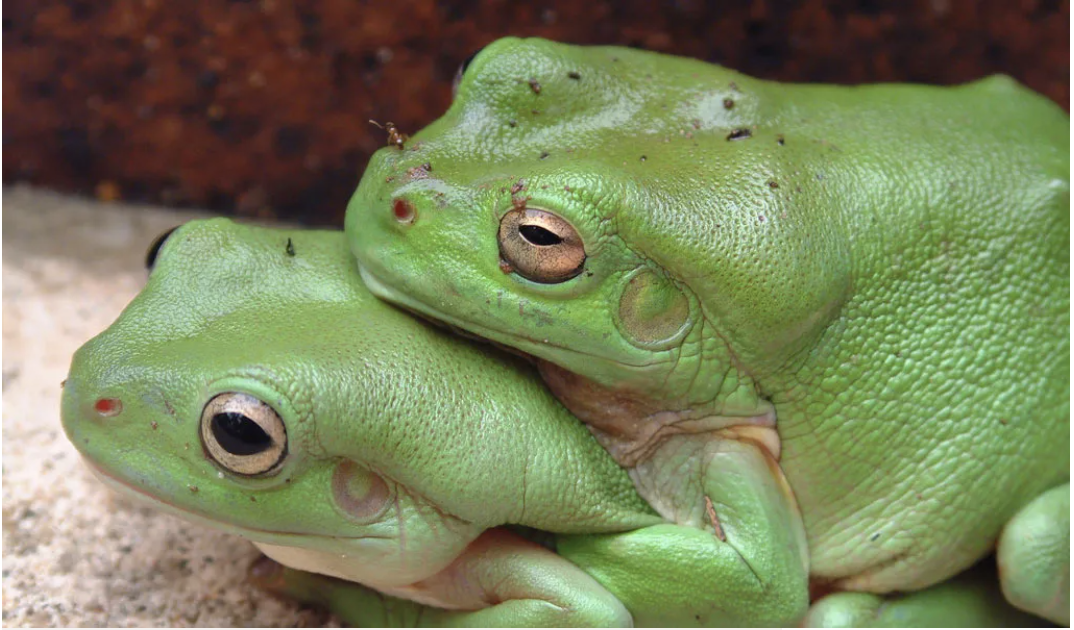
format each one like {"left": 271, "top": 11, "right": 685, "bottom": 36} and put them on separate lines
{"left": 576, "top": 434, "right": 810, "bottom": 627}
{"left": 997, "top": 482, "right": 1070, "bottom": 625}
{"left": 249, "top": 528, "right": 631, "bottom": 627}
{"left": 803, "top": 560, "right": 1046, "bottom": 627}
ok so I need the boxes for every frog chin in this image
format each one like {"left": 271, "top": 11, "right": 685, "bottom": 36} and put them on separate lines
{"left": 84, "top": 460, "right": 468, "bottom": 590}
{"left": 252, "top": 541, "right": 442, "bottom": 592}
{"left": 80, "top": 458, "right": 372, "bottom": 550}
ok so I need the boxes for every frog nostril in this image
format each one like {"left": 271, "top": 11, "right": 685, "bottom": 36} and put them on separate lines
{"left": 392, "top": 199, "right": 416, "bottom": 225}
{"left": 94, "top": 398, "right": 123, "bottom": 417}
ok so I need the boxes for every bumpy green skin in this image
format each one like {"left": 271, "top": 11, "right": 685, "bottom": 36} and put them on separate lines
{"left": 62, "top": 221, "right": 1054, "bottom": 626}
{"left": 347, "top": 36, "right": 1069, "bottom": 622}
{"left": 65, "top": 219, "right": 832, "bottom": 627}
{"left": 997, "top": 484, "right": 1070, "bottom": 625}
{"left": 804, "top": 562, "right": 1043, "bottom": 628}
{"left": 61, "top": 220, "right": 653, "bottom": 625}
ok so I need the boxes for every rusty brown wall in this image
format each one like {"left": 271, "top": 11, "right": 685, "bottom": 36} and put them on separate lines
{"left": 4, "top": 0, "right": 1068, "bottom": 225}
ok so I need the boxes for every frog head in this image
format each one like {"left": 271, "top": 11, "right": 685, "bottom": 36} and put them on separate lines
{"left": 348, "top": 37, "right": 848, "bottom": 422}
{"left": 62, "top": 219, "right": 653, "bottom": 589}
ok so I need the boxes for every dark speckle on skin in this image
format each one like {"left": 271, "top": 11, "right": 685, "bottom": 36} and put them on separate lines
{"left": 777, "top": 134, "right": 785, "bottom": 145}
{"left": 286, "top": 238, "right": 296, "bottom": 257}
{"left": 510, "top": 179, "right": 526, "bottom": 194}
{"left": 726, "top": 128, "right": 752, "bottom": 141}
{"left": 539, "top": 151, "right": 550, "bottom": 159}
{"left": 188, "top": 485, "right": 199, "bottom": 493}
{"left": 639, "top": 155, "right": 647, "bottom": 161}
{"left": 508, "top": 120, "right": 517, "bottom": 128}
{"left": 870, "top": 533, "right": 881, "bottom": 541}
{"left": 527, "top": 79, "right": 541, "bottom": 94}
{"left": 567, "top": 71, "right": 581, "bottom": 80}
{"left": 723, "top": 98, "right": 735, "bottom": 109}
{"left": 768, "top": 180, "right": 779, "bottom": 188}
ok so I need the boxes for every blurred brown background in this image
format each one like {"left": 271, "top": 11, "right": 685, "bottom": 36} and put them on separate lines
{"left": 4, "top": 0, "right": 1069, "bottom": 226}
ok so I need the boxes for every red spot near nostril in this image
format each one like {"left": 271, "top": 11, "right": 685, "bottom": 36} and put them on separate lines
{"left": 392, "top": 199, "right": 416, "bottom": 224}
{"left": 94, "top": 398, "right": 123, "bottom": 417}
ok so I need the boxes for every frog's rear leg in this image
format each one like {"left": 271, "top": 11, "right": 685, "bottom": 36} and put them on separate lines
{"left": 997, "top": 482, "right": 1069, "bottom": 625}
{"left": 804, "top": 561, "right": 1047, "bottom": 627}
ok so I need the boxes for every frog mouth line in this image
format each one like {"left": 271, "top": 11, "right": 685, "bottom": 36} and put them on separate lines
{"left": 357, "top": 264, "right": 659, "bottom": 370}
{"left": 81, "top": 459, "right": 380, "bottom": 545}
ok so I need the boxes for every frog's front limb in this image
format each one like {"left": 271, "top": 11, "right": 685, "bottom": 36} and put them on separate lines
{"left": 804, "top": 561, "right": 1046, "bottom": 627}
{"left": 997, "top": 482, "right": 1070, "bottom": 626}
{"left": 584, "top": 434, "right": 810, "bottom": 627}
{"left": 250, "top": 528, "right": 632, "bottom": 627}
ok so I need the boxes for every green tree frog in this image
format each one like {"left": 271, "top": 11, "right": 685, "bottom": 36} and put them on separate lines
{"left": 346, "top": 37, "right": 1069, "bottom": 624}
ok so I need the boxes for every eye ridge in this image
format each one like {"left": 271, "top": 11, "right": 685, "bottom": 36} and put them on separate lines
{"left": 211, "top": 411, "right": 273, "bottom": 456}
{"left": 519, "top": 224, "right": 563, "bottom": 247}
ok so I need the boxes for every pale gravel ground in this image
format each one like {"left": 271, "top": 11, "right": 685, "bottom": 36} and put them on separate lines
{"left": 2, "top": 186, "right": 338, "bottom": 627}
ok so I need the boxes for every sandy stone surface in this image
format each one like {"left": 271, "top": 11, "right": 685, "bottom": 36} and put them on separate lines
{"left": 2, "top": 186, "right": 337, "bottom": 627}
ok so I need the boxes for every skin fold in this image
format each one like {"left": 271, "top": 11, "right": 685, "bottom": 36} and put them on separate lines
{"left": 346, "top": 37, "right": 1069, "bottom": 624}
{"left": 62, "top": 220, "right": 653, "bottom": 626}
{"left": 57, "top": 220, "right": 811, "bottom": 626}
{"left": 62, "top": 220, "right": 1056, "bottom": 627}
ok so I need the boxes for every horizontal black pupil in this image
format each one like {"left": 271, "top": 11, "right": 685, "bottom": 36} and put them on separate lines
{"left": 519, "top": 225, "right": 562, "bottom": 246}
{"left": 211, "top": 412, "right": 272, "bottom": 456}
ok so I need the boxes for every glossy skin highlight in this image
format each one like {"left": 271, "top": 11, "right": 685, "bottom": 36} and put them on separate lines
{"left": 62, "top": 220, "right": 655, "bottom": 625}
{"left": 347, "top": 37, "right": 1069, "bottom": 624}
{"left": 63, "top": 221, "right": 1055, "bottom": 626}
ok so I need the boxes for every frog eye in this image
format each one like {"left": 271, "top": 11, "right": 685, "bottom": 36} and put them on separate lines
{"left": 200, "top": 393, "right": 287, "bottom": 476}
{"left": 498, "top": 209, "right": 586, "bottom": 283}
{"left": 145, "top": 226, "right": 180, "bottom": 270}
{"left": 452, "top": 47, "right": 484, "bottom": 98}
